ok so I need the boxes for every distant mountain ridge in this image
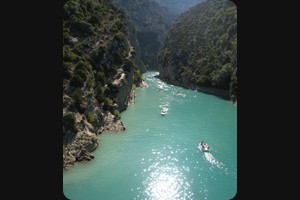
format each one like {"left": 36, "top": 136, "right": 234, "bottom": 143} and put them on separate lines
{"left": 152, "top": 0, "right": 204, "bottom": 15}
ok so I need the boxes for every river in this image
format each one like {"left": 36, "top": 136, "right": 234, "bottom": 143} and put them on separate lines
{"left": 63, "top": 71, "right": 237, "bottom": 200}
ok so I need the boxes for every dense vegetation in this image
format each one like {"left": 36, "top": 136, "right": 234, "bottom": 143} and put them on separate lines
{"left": 158, "top": 0, "right": 237, "bottom": 101}
{"left": 63, "top": 0, "right": 142, "bottom": 136}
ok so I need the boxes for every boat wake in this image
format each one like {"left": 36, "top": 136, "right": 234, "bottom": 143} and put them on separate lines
{"left": 202, "top": 152, "right": 225, "bottom": 169}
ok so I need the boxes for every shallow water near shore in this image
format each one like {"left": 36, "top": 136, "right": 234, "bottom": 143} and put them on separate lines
{"left": 63, "top": 71, "right": 237, "bottom": 200}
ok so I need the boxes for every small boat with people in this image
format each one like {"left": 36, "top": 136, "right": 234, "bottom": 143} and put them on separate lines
{"left": 161, "top": 107, "right": 168, "bottom": 116}
{"left": 199, "top": 141, "right": 210, "bottom": 152}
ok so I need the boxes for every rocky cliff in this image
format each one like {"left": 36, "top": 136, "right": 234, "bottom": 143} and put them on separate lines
{"left": 63, "top": 0, "right": 143, "bottom": 169}
{"left": 158, "top": 0, "right": 237, "bottom": 101}
{"left": 113, "top": 0, "right": 173, "bottom": 69}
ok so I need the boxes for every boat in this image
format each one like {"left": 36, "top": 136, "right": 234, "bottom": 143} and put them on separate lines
{"left": 161, "top": 108, "right": 168, "bottom": 116}
{"left": 198, "top": 141, "right": 210, "bottom": 152}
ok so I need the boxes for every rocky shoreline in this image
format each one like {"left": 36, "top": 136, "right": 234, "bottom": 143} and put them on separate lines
{"left": 63, "top": 81, "right": 147, "bottom": 170}
{"left": 63, "top": 130, "right": 98, "bottom": 168}
{"left": 63, "top": 111, "right": 126, "bottom": 169}
{"left": 129, "top": 80, "right": 148, "bottom": 105}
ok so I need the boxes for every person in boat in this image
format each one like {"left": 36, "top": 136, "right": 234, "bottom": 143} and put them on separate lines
{"left": 200, "top": 141, "right": 208, "bottom": 149}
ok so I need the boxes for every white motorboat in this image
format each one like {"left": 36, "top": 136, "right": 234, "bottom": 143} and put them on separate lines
{"left": 161, "top": 108, "right": 168, "bottom": 116}
{"left": 198, "top": 141, "right": 210, "bottom": 152}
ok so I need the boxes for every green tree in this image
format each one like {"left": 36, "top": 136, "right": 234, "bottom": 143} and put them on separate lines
{"left": 63, "top": 113, "right": 76, "bottom": 132}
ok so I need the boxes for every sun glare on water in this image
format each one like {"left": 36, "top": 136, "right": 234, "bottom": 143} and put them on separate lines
{"left": 143, "top": 164, "right": 193, "bottom": 200}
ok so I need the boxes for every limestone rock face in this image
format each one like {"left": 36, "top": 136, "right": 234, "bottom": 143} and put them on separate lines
{"left": 68, "top": 36, "right": 78, "bottom": 44}
{"left": 113, "top": 0, "right": 173, "bottom": 69}
{"left": 63, "top": 130, "right": 99, "bottom": 169}
{"left": 103, "top": 111, "right": 125, "bottom": 132}
{"left": 63, "top": 0, "right": 139, "bottom": 169}
{"left": 113, "top": 68, "right": 134, "bottom": 112}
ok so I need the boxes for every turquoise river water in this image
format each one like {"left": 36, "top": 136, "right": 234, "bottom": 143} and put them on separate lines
{"left": 63, "top": 71, "right": 237, "bottom": 200}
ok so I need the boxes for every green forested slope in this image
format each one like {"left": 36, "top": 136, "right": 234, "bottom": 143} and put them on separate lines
{"left": 158, "top": 0, "right": 237, "bottom": 101}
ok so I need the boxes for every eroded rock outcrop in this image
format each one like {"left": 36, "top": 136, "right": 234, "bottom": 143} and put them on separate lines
{"left": 63, "top": 130, "right": 98, "bottom": 169}
{"left": 103, "top": 111, "right": 125, "bottom": 131}
{"left": 113, "top": 68, "right": 134, "bottom": 112}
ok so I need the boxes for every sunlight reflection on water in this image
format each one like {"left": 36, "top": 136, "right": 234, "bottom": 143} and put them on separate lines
{"left": 134, "top": 144, "right": 195, "bottom": 200}
{"left": 64, "top": 72, "right": 236, "bottom": 200}
{"left": 143, "top": 164, "right": 193, "bottom": 200}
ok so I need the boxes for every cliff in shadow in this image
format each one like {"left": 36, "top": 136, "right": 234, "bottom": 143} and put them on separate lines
{"left": 63, "top": 0, "right": 143, "bottom": 169}
{"left": 113, "top": 0, "right": 173, "bottom": 70}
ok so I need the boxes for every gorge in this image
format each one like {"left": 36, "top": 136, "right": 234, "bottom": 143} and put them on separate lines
{"left": 63, "top": 1, "right": 237, "bottom": 199}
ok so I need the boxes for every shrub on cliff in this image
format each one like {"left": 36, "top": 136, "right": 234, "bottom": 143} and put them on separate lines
{"left": 70, "top": 74, "right": 84, "bottom": 87}
{"left": 133, "top": 66, "right": 142, "bottom": 84}
{"left": 74, "top": 69, "right": 87, "bottom": 82}
{"left": 71, "top": 19, "right": 94, "bottom": 35}
{"left": 95, "top": 71, "right": 106, "bottom": 85}
{"left": 63, "top": 62, "right": 73, "bottom": 79}
{"left": 87, "top": 112, "right": 95, "bottom": 124}
{"left": 103, "top": 97, "right": 113, "bottom": 111}
{"left": 71, "top": 90, "right": 86, "bottom": 113}
{"left": 63, "top": 113, "right": 76, "bottom": 132}
{"left": 64, "top": 51, "right": 79, "bottom": 62}
{"left": 95, "top": 84, "right": 105, "bottom": 103}
{"left": 114, "top": 110, "right": 121, "bottom": 119}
